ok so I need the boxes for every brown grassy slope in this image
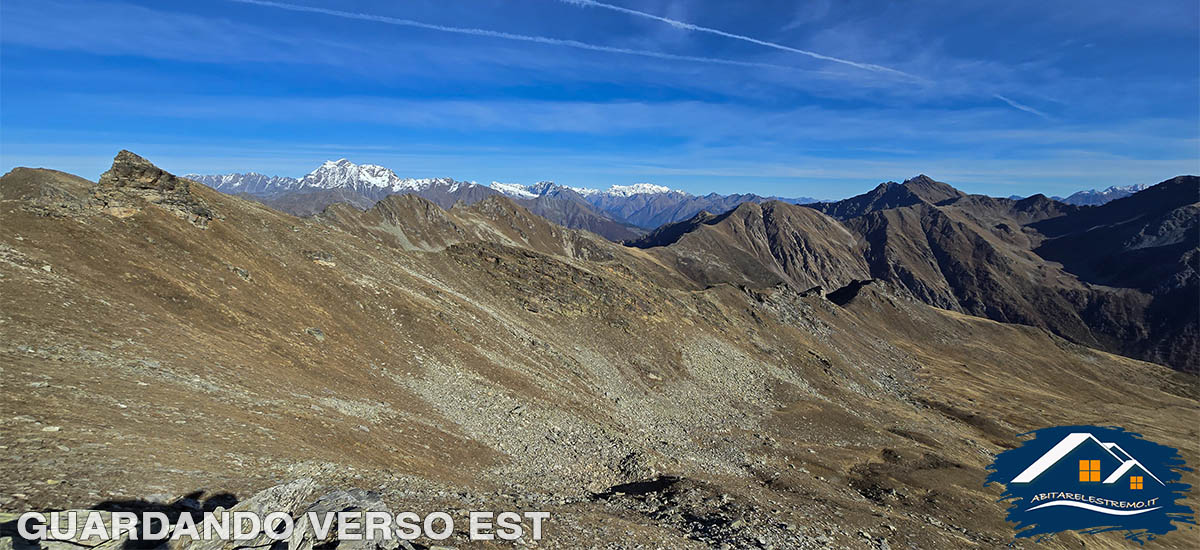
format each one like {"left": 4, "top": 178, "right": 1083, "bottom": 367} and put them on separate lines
{"left": 629, "top": 201, "right": 870, "bottom": 291}
{"left": 644, "top": 174, "right": 1197, "bottom": 372}
{"left": 0, "top": 157, "right": 1197, "bottom": 549}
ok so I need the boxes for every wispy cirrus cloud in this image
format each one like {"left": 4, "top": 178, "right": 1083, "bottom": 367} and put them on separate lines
{"left": 0, "top": 0, "right": 367, "bottom": 65}
{"left": 558, "top": 0, "right": 921, "bottom": 81}
{"left": 993, "top": 94, "right": 1051, "bottom": 119}
{"left": 228, "top": 0, "right": 818, "bottom": 74}
{"left": 556, "top": 0, "right": 1069, "bottom": 119}
{"left": 209, "top": 0, "right": 1053, "bottom": 119}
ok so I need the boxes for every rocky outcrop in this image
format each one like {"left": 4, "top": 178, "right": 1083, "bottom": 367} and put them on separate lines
{"left": 98, "top": 150, "right": 189, "bottom": 193}
{"left": 91, "top": 150, "right": 216, "bottom": 227}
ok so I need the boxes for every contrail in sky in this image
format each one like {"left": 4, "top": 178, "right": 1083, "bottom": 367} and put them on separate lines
{"left": 562, "top": 0, "right": 1051, "bottom": 117}
{"left": 558, "top": 0, "right": 920, "bottom": 81}
{"left": 228, "top": 0, "right": 814, "bottom": 73}
{"left": 229, "top": 0, "right": 1046, "bottom": 117}
{"left": 993, "top": 94, "right": 1050, "bottom": 119}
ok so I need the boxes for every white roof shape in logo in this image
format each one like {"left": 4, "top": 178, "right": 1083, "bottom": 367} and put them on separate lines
{"left": 1010, "top": 432, "right": 1164, "bottom": 485}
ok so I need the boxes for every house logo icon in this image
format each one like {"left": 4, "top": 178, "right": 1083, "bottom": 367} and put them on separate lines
{"left": 1011, "top": 432, "right": 1165, "bottom": 512}
{"left": 985, "top": 425, "right": 1195, "bottom": 543}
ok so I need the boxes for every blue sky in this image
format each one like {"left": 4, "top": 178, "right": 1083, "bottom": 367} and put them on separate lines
{"left": 1, "top": 0, "right": 1197, "bottom": 199}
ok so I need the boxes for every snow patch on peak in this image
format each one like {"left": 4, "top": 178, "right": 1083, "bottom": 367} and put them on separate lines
{"left": 568, "top": 186, "right": 601, "bottom": 197}
{"left": 184, "top": 172, "right": 302, "bottom": 194}
{"left": 1061, "top": 183, "right": 1151, "bottom": 205}
{"left": 528, "top": 181, "right": 558, "bottom": 195}
{"left": 487, "top": 180, "right": 681, "bottom": 199}
{"left": 303, "top": 159, "right": 402, "bottom": 191}
{"left": 393, "top": 177, "right": 457, "bottom": 192}
{"left": 605, "top": 183, "right": 675, "bottom": 197}
{"left": 489, "top": 181, "right": 538, "bottom": 199}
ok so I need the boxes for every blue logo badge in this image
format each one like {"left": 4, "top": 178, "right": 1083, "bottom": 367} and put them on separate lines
{"left": 986, "top": 425, "right": 1195, "bottom": 543}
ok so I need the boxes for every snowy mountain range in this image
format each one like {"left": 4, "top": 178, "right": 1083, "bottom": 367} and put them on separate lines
{"left": 187, "top": 159, "right": 1164, "bottom": 238}
{"left": 1057, "top": 184, "right": 1150, "bottom": 206}
{"left": 188, "top": 160, "right": 697, "bottom": 204}
{"left": 489, "top": 180, "right": 683, "bottom": 201}
{"left": 187, "top": 159, "right": 478, "bottom": 201}
{"left": 185, "top": 172, "right": 304, "bottom": 195}
{"left": 186, "top": 159, "right": 820, "bottom": 236}
{"left": 484, "top": 180, "right": 820, "bottom": 228}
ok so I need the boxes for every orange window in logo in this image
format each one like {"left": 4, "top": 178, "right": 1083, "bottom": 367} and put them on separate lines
{"left": 1131, "top": 476, "right": 1144, "bottom": 490}
{"left": 1079, "top": 460, "right": 1101, "bottom": 482}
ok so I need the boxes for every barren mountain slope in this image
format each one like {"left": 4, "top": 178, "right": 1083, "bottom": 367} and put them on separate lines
{"left": 254, "top": 188, "right": 377, "bottom": 217}
{"left": 1, "top": 154, "right": 1197, "bottom": 549}
{"left": 1031, "top": 176, "right": 1199, "bottom": 370}
{"left": 0, "top": 168, "right": 94, "bottom": 203}
{"left": 584, "top": 191, "right": 817, "bottom": 230}
{"left": 1033, "top": 176, "right": 1198, "bottom": 293}
{"left": 318, "top": 193, "right": 648, "bottom": 269}
{"left": 629, "top": 201, "right": 870, "bottom": 291}
{"left": 837, "top": 176, "right": 1198, "bottom": 372}
{"left": 644, "top": 174, "right": 1195, "bottom": 371}
{"left": 803, "top": 175, "right": 963, "bottom": 220}
{"left": 845, "top": 202, "right": 1156, "bottom": 352}
{"left": 518, "top": 194, "right": 645, "bottom": 241}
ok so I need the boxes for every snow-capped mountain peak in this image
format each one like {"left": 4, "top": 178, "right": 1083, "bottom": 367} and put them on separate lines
{"left": 1060, "top": 183, "right": 1150, "bottom": 206}
{"left": 490, "top": 181, "right": 682, "bottom": 200}
{"left": 489, "top": 181, "right": 539, "bottom": 199}
{"left": 571, "top": 183, "right": 682, "bottom": 197}
{"left": 300, "top": 159, "right": 473, "bottom": 194}
{"left": 185, "top": 172, "right": 302, "bottom": 194}
{"left": 191, "top": 159, "right": 476, "bottom": 199}
{"left": 604, "top": 183, "right": 675, "bottom": 197}
{"left": 302, "top": 159, "right": 401, "bottom": 190}
{"left": 1103, "top": 184, "right": 1148, "bottom": 194}
{"left": 568, "top": 186, "right": 601, "bottom": 197}
{"left": 527, "top": 181, "right": 559, "bottom": 196}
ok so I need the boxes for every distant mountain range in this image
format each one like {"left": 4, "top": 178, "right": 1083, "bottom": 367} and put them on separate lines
{"left": 188, "top": 161, "right": 1167, "bottom": 244}
{"left": 1006, "top": 184, "right": 1151, "bottom": 206}
{"left": 186, "top": 160, "right": 820, "bottom": 239}
{"left": 1056, "top": 184, "right": 1150, "bottom": 205}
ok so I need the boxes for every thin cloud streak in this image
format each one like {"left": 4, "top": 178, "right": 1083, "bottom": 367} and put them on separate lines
{"left": 561, "top": 0, "right": 1069, "bottom": 118}
{"left": 227, "top": 0, "right": 1048, "bottom": 119}
{"left": 228, "top": 0, "right": 811, "bottom": 73}
{"left": 559, "top": 0, "right": 922, "bottom": 82}
{"left": 994, "top": 94, "right": 1050, "bottom": 119}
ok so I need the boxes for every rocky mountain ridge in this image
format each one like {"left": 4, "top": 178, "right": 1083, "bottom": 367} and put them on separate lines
{"left": 637, "top": 174, "right": 1198, "bottom": 372}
